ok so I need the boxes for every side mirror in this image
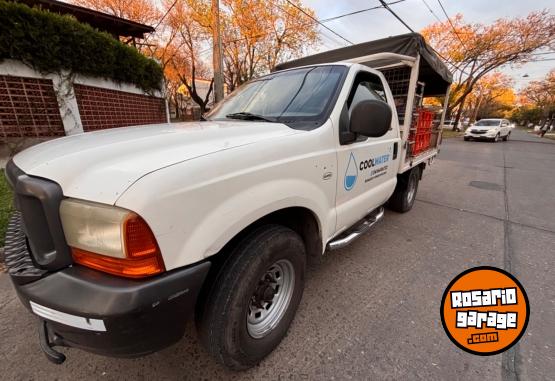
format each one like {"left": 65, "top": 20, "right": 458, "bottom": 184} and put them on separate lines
{"left": 350, "top": 100, "right": 392, "bottom": 138}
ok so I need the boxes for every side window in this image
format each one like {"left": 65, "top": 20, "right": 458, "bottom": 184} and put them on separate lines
{"left": 347, "top": 73, "right": 387, "bottom": 114}
{"left": 340, "top": 72, "right": 388, "bottom": 144}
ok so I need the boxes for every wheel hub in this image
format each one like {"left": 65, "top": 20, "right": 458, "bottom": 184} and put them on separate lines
{"left": 247, "top": 259, "right": 295, "bottom": 339}
{"left": 252, "top": 277, "right": 278, "bottom": 308}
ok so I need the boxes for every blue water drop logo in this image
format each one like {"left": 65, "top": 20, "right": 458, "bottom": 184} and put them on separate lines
{"left": 344, "top": 152, "right": 358, "bottom": 191}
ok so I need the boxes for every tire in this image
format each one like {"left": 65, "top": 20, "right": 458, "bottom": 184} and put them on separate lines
{"left": 493, "top": 133, "right": 500, "bottom": 143}
{"left": 503, "top": 132, "right": 510, "bottom": 141}
{"left": 387, "top": 166, "right": 420, "bottom": 213}
{"left": 197, "top": 225, "right": 306, "bottom": 370}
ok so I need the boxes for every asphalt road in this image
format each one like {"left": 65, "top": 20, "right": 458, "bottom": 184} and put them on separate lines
{"left": 1, "top": 129, "right": 554, "bottom": 380}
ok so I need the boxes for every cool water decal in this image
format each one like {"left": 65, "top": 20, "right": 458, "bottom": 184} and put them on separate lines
{"left": 344, "top": 152, "right": 358, "bottom": 191}
{"left": 359, "top": 153, "right": 390, "bottom": 184}
{"left": 344, "top": 151, "right": 391, "bottom": 190}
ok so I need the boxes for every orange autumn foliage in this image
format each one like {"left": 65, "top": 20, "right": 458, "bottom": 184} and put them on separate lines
{"left": 69, "top": 0, "right": 319, "bottom": 112}
{"left": 519, "top": 69, "right": 555, "bottom": 111}
{"left": 422, "top": 11, "right": 555, "bottom": 125}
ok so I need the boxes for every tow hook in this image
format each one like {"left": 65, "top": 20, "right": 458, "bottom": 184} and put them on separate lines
{"left": 38, "top": 320, "right": 66, "bottom": 364}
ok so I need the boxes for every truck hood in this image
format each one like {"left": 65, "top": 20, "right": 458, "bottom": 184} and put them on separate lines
{"left": 13, "top": 121, "right": 300, "bottom": 204}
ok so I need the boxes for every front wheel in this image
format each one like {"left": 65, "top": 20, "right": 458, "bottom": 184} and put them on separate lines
{"left": 493, "top": 133, "right": 500, "bottom": 143}
{"left": 197, "top": 225, "right": 306, "bottom": 370}
{"left": 502, "top": 132, "right": 510, "bottom": 141}
{"left": 387, "top": 166, "right": 421, "bottom": 213}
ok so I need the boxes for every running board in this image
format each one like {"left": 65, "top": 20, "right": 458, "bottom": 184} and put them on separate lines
{"left": 327, "top": 207, "right": 385, "bottom": 251}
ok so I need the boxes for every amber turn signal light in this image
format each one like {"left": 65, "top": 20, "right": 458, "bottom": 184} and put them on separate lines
{"left": 71, "top": 214, "right": 165, "bottom": 278}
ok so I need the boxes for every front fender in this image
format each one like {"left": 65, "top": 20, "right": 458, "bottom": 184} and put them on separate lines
{"left": 115, "top": 126, "right": 337, "bottom": 270}
{"left": 199, "top": 179, "right": 329, "bottom": 260}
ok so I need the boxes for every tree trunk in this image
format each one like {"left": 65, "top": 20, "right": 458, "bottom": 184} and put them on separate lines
{"left": 173, "top": 93, "right": 180, "bottom": 120}
{"left": 472, "top": 95, "right": 483, "bottom": 122}
{"left": 453, "top": 94, "right": 468, "bottom": 131}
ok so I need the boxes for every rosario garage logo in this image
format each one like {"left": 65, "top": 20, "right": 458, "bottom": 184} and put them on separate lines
{"left": 440, "top": 267, "right": 529, "bottom": 355}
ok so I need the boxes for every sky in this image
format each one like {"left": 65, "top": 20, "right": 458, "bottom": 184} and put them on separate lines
{"left": 303, "top": 0, "right": 555, "bottom": 89}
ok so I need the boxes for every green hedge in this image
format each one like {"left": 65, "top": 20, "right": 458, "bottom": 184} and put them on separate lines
{"left": 0, "top": 1, "right": 163, "bottom": 92}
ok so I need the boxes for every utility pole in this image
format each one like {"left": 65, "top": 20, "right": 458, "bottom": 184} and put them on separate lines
{"left": 212, "top": 0, "right": 224, "bottom": 103}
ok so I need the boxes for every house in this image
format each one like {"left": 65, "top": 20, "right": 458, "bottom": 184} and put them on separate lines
{"left": 1, "top": 0, "right": 168, "bottom": 145}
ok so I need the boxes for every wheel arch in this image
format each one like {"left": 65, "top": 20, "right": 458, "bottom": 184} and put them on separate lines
{"left": 214, "top": 206, "right": 323, "bottom": 263}
{"left": 195, "top": 206, "right": 323, "bottom": 322}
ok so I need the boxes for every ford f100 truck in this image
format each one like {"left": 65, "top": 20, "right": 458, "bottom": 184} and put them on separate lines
{"left": 3, "top": 33, "right": 452, "bottom": 370}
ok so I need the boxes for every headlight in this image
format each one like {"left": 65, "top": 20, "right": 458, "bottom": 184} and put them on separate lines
{"left": 60, "top": 199, "right": 165, "bottom": 278}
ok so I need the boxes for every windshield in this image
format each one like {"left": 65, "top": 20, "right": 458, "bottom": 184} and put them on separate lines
{"left": 205, "top": 65, "right": 347, "bottom": 129}
{"left": 475, "top": 120, "right": 501, "bottom": 126}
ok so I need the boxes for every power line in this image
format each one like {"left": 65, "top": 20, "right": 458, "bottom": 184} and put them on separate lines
{"left": 530, "top": 51, "right": 555, "bottom": 56}
{"left": 419, "top": 0, "right": 443, "bottom": 24}
{"left": 185, "top": 1, "right": 405, "bottom": 57}
{"left": 436, "top": 0, "right": 467, "bottom": 50}
{"left": 267, "top": 0, "right": 348, "bottom": 47}
{"left": 320, "top": 0, "right": 406, "bottom": 23}
{"left": 154, "top": 0, "right": 178, "bottom": 30}
{"left": 284, "top": 0, "right": 354, "bottom": 45}
{"left": 378, "top": 0, "right": 470, "bottom": 77}
{"left": 378, "top": 0, "right": 414, "bottom": 32}
{"left": 196, "top": 7, "right": 346, "bottom": 58}
{"left": 420, "top": 0, "right": 469, "bottom": 70}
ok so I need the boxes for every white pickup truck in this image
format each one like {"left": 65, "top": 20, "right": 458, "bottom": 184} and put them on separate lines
{"left": 3, "top": 33, "right": 451, "bottom": 370}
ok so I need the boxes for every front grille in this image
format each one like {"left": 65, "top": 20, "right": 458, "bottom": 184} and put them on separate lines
{"left": 5, "top": 160, "right": 72, "bottom": 274}
{"left": 4, "top": 212, "right": 47, "bottom": 284}
{"left": 471, "top": 130, "right": 487, "bottom": 134}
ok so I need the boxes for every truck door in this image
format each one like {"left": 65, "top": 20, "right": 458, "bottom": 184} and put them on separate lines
{"left": 335, "top": 70, "right": 400, "bottom": 233}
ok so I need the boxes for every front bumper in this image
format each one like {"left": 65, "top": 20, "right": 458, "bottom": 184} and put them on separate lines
{"left": 465, "top": 132, "right": 496, "bottom": 140}
{"left": 4, "top": 160, "right": 212, "bottom": 361}
{"left": 13, "top": 261, "right": 210, "bottom": 359}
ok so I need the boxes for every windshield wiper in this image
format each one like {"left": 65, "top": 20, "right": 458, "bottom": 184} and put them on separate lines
{"left": 226, "top": 112, "right": 277, "bottom": 122}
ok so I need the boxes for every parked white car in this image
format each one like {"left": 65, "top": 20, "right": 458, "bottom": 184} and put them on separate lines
{"left": 442, "top": 119, "right": 462, "bottom": 131}
{"left": 464, "top": 118, "right": 512, "bottom": 142}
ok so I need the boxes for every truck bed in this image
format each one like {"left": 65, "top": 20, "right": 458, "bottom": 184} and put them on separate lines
{"left": 400, "top": 146, "right": 438, "bottom": 172}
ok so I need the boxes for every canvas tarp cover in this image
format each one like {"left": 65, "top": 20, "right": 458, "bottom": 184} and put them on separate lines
{"left": 274, "top": 33, "right": 452, "bottom": 96}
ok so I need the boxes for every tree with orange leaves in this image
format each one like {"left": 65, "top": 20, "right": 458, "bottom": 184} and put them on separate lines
{"left": 422, "top": 11, "right": 555, "bottom": 129}
{"left": 520, "top": 69, "right": 555, "bottom": 114}
{"left": 465, "top": 72, "right": 515, "bottom": 120}
{"left": 72, "top": 0, "right": 161, "bottom": 26}
{"left": 220, "top": 0, "right": 319, "bottom": 91}
{"left": 69, "top": 0, "right": 318, "bottom": 115}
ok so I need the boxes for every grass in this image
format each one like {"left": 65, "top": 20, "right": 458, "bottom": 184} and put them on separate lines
{"left": 441, "top": 129, "right": 464, "bottom": 139}
{"left": 0, "top": 170, "right": 14, "bottom": 247}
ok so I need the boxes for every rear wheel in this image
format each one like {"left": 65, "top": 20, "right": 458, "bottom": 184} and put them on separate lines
{"left": 387, "top": 166, "right": 421, "bottom": 213}
{"left": 197, "top": 225, "right": 306, "bottom": 370}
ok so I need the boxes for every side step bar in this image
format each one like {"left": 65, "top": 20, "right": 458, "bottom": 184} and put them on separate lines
{"left": 327, "top": 207, "right": 385, "bottom": 251}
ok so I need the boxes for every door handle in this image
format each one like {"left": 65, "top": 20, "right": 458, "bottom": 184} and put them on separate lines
{"left": 323, "top": 172, "right": 333, "bottom": 180}
{"left": 393, "top": 142, "right": 398, "bottom": 160}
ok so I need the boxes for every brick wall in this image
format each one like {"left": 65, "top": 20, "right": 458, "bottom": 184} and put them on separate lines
{"left": 74, "top": 84, "right": 166, "bottom": 131}
{"left": 0, "top": 75, "right": 65, "bottom": 138}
